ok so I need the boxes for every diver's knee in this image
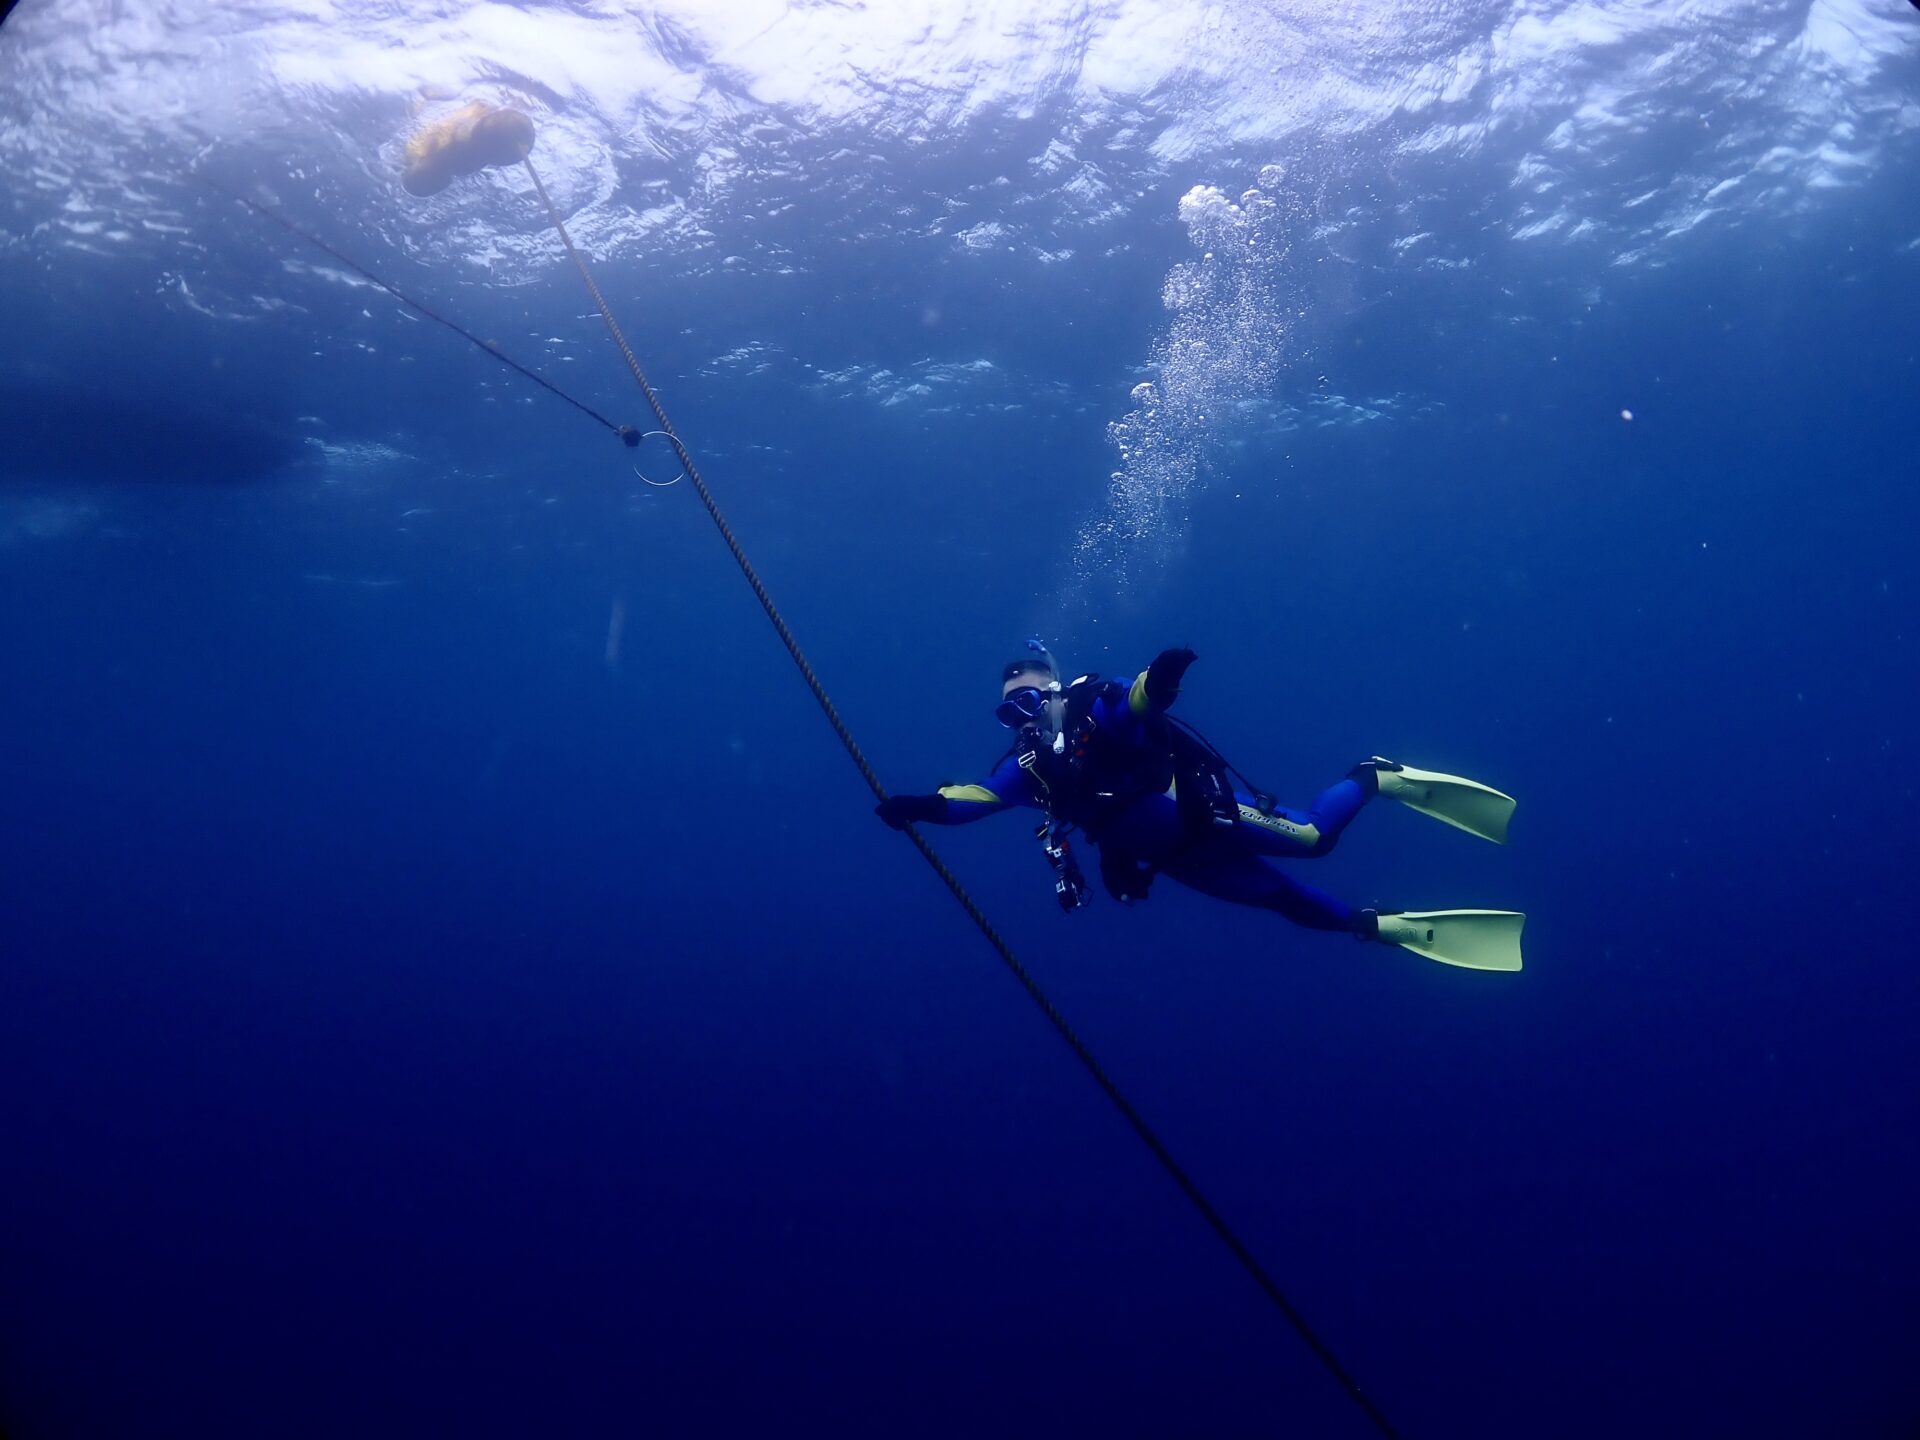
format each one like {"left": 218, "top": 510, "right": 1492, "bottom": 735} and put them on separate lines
{"left": 1285, "top": 820, "right": 1338, "bottom": 858}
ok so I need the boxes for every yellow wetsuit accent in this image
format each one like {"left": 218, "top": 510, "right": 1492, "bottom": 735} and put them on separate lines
{"left": 1235, "top": 802, "right": 1319, "bottom": 845}
{"left": 938, "top": 783, "right": 1001, "bottom": 804}
{"left": 1129, "top": 670, "right": 1152, "bottom": 714}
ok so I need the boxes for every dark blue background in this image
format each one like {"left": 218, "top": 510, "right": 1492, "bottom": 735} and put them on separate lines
{"left": 3, "top": 134, "right": 1918, "bottom": 1438}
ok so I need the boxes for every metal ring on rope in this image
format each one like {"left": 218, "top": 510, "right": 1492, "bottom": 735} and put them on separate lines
{"left": 629, "top": 430, "right": 688, "bottom": 487}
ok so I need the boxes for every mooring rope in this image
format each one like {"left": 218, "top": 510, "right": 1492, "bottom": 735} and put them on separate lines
{"left": 222, "top": 187, "right": 637, "bottom": 444}
{"left": 521, "top": 158, "right": 1403, "bottom": 1440}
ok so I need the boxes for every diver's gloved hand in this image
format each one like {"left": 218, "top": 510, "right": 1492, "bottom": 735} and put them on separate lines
{"left": 1145, "top": 646, "right": 1199, "bottom": 707}
{"left": 875, "top": 793, "right": 948, "bottom": 830}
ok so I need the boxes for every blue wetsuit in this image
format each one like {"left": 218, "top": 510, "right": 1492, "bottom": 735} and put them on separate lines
{"left": 922, "top": 666, "right": 1373, "bottom": 932}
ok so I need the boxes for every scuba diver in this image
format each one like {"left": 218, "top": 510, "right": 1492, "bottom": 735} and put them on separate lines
{"left": 876, "top": 641, "right": 1526, "bottom": 971}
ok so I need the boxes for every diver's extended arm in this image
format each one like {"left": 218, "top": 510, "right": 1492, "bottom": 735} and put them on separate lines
{"left": 1093, "top": 646, "right": 1198, "bottom": 726}
{"left": 1139, "top": 645, "right": 1197, "bottom": 710}
{"left": 875, "top": 753, "right": 1035, "bottom": 829}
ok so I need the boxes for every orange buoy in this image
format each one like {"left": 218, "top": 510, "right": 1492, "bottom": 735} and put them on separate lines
{"left": 402, "top": 101, "right": 536, "bottom": 196}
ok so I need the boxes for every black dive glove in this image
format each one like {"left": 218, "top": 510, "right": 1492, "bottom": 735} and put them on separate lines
{"left": 876, "top": 793, "right": 948, "bottom": 830}
{"left": 1144, "top": 646, "right": 1198, "bottom": 707}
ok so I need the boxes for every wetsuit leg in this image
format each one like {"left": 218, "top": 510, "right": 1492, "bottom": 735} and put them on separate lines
{"left": 1160, "top": 844, "right": 1361, "bottom": 932}
{"left": 1230, "top": 775, "right": 1370, "bottom": 860}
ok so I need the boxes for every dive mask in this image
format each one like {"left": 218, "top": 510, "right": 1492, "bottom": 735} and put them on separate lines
{"left": 995, "top": 685, "right": 1053, "bottom": 729}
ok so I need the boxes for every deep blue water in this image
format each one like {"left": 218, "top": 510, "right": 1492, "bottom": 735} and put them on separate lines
{"left": 5, "top": 4, "right": 1920, "bottom": 1436}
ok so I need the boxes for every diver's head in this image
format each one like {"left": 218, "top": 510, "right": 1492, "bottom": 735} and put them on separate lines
{"left": 997, "top": 653, "right": 1062, "bottom": 731}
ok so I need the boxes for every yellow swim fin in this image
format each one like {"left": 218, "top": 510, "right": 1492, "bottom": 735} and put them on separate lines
{"left": 1372, "top": 759, "right": 1516, "bottom": 845}
{"left": 1374, "top": 909, "right": 1525, "bottom": 972}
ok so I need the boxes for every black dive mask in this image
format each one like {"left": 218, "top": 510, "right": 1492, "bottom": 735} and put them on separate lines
{"left": 996, "top": 685, "right": 1052, "bottom": 729}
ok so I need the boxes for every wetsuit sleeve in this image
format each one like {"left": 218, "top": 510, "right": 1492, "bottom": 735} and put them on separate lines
{"left": 933, "top": 752, "right": 1042, "bottom": 823}
{"left": 1080, "top": 651, "right": 1196, "bottom": 728}
{"left": 1082, "top": 650, "right": 1195, "bottom": 736}
{"left": 1133, "top": 646, "right": 1197, "bottom": 714}
{"left": 1085, "top": 676, "right": 1146, "bottom": 735}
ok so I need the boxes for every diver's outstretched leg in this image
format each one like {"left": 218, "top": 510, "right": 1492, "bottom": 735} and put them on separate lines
{"left": 1163, "top": 850, "right": 1526, "bottom": 968}
{"left": 1161, "top": 848, "right": 1364, "bottom": 932}
{"left": 1352, "top": 758, "right": 1516, "bottom": 845}
{"left": 1229, "top": 774, "right": 1371, "bottom": 859}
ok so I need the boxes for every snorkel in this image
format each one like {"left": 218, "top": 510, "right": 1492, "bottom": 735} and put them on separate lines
{"left": 1024, "top": 636, "right": 1060, "bottom": 678}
